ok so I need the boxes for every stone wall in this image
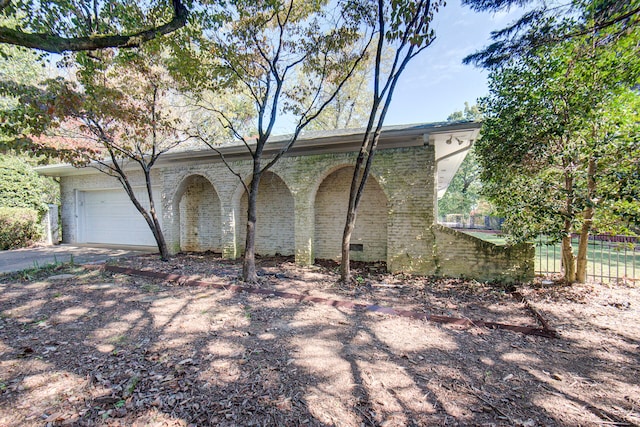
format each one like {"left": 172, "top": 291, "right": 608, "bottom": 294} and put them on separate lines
{"left": 432, "top": 225, "right": 534, "bottom": 283}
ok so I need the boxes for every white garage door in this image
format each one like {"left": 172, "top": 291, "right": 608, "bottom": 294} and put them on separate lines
{"left": 79, "top": 187, "right": 162, "bottom": 246}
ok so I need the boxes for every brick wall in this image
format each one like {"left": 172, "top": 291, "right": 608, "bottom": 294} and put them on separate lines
{"left": 238, "top": 171, "right": 295, "bottom": 256}
{"left": 56, "top": 139, "right": 534, "bottom": 282}
{"left": 314, "top": 166, "right": 387, "bottom": 262}
{"left": 178, "top": 174, "right": 221, "bottom": 252}
{"left": 433, "top": 225, "right": 534, "bottom": 283}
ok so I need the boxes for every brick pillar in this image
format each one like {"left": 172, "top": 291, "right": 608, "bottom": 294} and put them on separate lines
{"left": 220, "top": 201, "right": 238, "bottom": 259}
{"left": 161, "top": 178, "right": 182, "bottom": 255}
{"left": 377, "top": 146, "right": 438, "bottom": 275}
{"left": 293, "top": 193, "right": 314, "bottom": 266}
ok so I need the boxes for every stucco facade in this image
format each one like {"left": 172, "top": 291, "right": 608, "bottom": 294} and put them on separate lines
{"left": 40, "top": 122, "right": 534, "bottom": 282}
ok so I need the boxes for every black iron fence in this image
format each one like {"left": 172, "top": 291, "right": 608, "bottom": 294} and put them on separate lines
{"left": 439, "top": 215, "right": 504, "bottom": 230}
{"left": 536, "top": 234, "right": 639, "bottom": 283}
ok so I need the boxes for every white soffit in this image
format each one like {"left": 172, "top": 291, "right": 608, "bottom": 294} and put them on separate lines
{"left": 430, "top": 128, "right": 480, "bottom": 199}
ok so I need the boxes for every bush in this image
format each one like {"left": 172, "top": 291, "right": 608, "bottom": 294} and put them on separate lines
{"left": 0, "top": 207, "right": 42, "bottom": 250}
{"left": 0, "top": 154, "right": 49, "bottom": 215}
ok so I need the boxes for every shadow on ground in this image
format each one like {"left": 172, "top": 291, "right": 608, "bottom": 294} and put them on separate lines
{"left": 0, "top": 257, "right": 638, "bottom": 426}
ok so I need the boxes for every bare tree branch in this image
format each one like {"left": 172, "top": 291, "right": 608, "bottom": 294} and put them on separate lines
{"left": 193, "top": 132, "right": 250, "bottom": 194}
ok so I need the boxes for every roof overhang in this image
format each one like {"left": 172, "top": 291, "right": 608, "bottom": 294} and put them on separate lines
{"left": 429, "top": 125, "right": 480, "bottom": 198}
{"left": 36, "top": 120, "right": 481, "bottom": 196}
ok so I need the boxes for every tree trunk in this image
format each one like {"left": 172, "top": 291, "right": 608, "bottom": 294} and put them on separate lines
{"left": 242, "top": 169, "right": 261, "bottom": 283}
{"left": 116, "top": 168, "right": 170, "bottom": 262}
{"left": 575, "top": 224, "right": 590, "bottom": 283}
{"left": 142, "top": 170, "right": 170, "bottom": 261}
{"left": 339, "top": 130, "right": 383, "bottom": 282}
{"left": 576, "top": 158, "right": 596, "bottom": 283}
{"left": 340, "top": 210, "right": 358, "bottom": 282}
{"left": 340, "top": 152, "right": 368, "bottom": 283}
{"left": 561, "top": 233, "right": 576, "bottom": 283}
{"left": 149, "top": 211, "right": 170, "bottom": 261}
{"left": 561, "top": 158, "right": 576, "bottom": 283}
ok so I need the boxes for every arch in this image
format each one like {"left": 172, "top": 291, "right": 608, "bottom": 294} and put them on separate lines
{"left": 307, "top": 162, "right": 392, "bottom": 207}
{"left": 173, "top": 174, "right": 221, "bottom": 252}
{"left": 314, "top": 166, "right": 388, "bottom": 262}
{"left": 238, "top": 171, "right": 295, "bottom": 256}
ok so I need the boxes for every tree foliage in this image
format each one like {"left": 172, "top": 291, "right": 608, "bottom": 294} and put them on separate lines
{"left": 19, "top": 47, "right": 196, "bottom": 260}
{"left": 463, "top": 0, "right": 640, "bottom": 68}
{"left": 0, "top": 0, "right": 189, "bottom": 53}
{"left": 474, "top": 1, "right": 640, "bottom": 282}
{"left": 438, "top": 149, "right": 482, "bottom": 217}
{"left": 340, "top": 0, "right": 444, "bottom": 282}
{"left": 0, "top": 154, "right": 49, "bottom": 214}
{"left": 438, "top": 103, "right": 483, "bottom": 218}
{"left": 174, "top": 0, "right": 369, "bottom": 282}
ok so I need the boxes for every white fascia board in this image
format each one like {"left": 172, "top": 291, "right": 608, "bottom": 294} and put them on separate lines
{"left": 36, "top": 121, "right": 482, "bottom": 177}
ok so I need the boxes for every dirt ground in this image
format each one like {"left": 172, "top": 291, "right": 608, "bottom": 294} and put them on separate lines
{"left": 0, "top": 253, "right": 638, "bottom": 426}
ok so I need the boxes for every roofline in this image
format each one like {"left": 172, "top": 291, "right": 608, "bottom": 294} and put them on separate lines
{"left": 36, "top": 120, "right": 481, "bottom": 176}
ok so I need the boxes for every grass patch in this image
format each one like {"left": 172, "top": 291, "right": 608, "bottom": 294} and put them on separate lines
{"left": 536, "top": 237, "right": 639, "bottom": 281}
{"left": 0, "top": 261, "right": 83, "bottom": 283}
{"left": 461, "top": 231, "right": 639, "bottom": 281}
{"left": 461, "top": 231, "right": 507, "bottom": 245}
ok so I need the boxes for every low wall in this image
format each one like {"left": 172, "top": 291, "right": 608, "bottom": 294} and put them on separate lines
{"left": 433, "top": 225, "right": 534, "bottom": 283}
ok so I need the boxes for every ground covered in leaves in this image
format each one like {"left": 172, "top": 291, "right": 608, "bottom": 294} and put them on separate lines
{"left": 0, "top": 253, "right": 638, "bottom": 426}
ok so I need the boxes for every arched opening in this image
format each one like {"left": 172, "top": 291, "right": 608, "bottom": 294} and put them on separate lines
{"left": 239, "top": 171, "right": 295, "bottom": 256}
{"left": 314, "top": 167, "right": 388, "bottom": 262}
{"left": 177, "top": 175, "right": 221, "bottom": 252}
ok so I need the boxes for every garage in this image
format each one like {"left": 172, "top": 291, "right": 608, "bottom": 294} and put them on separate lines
{"left": 77, "top": 187, "right": 161, "bottom": 247}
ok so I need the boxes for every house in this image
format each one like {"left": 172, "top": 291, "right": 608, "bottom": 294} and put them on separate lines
{"left": 37, "top": 121, "right": 533, "bottom": 282}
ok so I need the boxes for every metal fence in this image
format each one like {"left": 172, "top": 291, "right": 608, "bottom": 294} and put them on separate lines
{"left": 536, "top": 234, "right": 639, "bottom": 283}
{"left": 438, "top": 215, "right": 504, "bottom": 230}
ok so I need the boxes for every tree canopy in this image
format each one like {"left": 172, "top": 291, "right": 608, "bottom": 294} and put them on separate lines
{"left": 463, "top": 0, "right": 640, "bottom": 68}
{"left": 0, "top": 0, "right": 189, "bottom": 53}
{"left": 473, "top": 0, "right": 640, "bottom": 282}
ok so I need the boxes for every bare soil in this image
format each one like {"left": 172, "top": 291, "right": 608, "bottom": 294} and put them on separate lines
{"left": 0, "top": 253, "right": 638, "bottom": 426}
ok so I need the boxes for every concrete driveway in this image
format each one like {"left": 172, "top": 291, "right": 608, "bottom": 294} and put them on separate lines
{"left": 0, "top": 244, "right": 156, "bottom": 274}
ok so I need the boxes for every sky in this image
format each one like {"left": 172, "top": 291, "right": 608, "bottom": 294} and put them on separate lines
{"left": 382, "top": 1, "right": 522, "bottom": 125}
{"left": 43, "top": 1, "right": 523, "bottom": 132}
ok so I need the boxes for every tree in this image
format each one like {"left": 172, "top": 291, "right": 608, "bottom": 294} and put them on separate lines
{"left": 303, "top": 58, "right": 372, "bottom": 131}
{"left": 304, "top": 40, "right": 397, "bottom": 131}
{"left": 475, "top": 11, "right": 640, "bottom": 283}
{"left": 437, "top": 149, "right": 482, "bottom": 217}
{"left": 340, "top": 0, "right": 444, "bottom": 282}
{"left": 180, "top": 0, "right": 369, "bottom": 282}
{"left": 462, "top": 0, "right": 640, "bottom": 68}
{"left": 25, "top": 50, "right": 194, "bottom": 260}
{"left": 0, "top": 1, "right": 198, "bottom": 160}
{"left": 0, "top": 0, "right": 188, "bottom": 53}
{"left": 446, "top": 102, "right": 481, "bottom": 122}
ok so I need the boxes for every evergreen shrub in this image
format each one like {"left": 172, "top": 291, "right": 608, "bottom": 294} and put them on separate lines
{"left": 0, "top": 207, "right": 42, "bottom": 249}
